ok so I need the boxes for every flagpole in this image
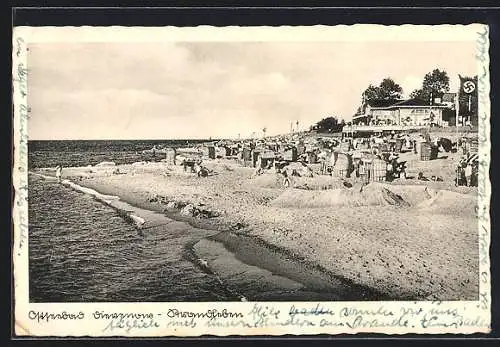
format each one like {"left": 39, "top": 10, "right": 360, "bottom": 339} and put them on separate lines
{"left": 456, "top": 75, "right": 460, "bottom": 128}
{"left": 456, "top": 76, "right": 460, "bottom": 150}
{"left": 468, "top": 94, "right": 472, "bottom": 125}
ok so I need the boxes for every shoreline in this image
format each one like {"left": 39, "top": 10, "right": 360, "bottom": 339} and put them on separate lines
{"left": 30, "top": 156, "right": 479, "bottom": 301}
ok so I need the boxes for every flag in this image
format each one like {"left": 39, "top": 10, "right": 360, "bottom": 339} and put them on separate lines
{"left": 459, "top": 75, "right": 477, "bottom": 96}
{"left": 458, "top": 75, "right": 478, "bottom": 123}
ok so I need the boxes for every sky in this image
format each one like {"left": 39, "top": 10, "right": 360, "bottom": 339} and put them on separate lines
{"left": 27, "top": 40, "right": 478, "bottom": 140}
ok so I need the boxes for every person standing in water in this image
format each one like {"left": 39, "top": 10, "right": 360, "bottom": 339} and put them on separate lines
{"left": 55, "top": 164, "right": 63, "bottom": 183}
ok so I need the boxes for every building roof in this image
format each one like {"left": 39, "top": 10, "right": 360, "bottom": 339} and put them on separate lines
{"left": 391, "top": 99, "right": 432, "bottom": 107}
{"left": 366, "top": 99, "right": 402, "bottom": 108}
{"left": 367, "top": 98, "right": 448, "bottom": 110}
{"left": 352, "top": 114, "right": 368, "bottom": 120}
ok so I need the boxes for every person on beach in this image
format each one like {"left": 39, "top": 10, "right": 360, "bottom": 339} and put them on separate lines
{"left": 464, "top": 162, "right": 473, "bottom": 187}
{"left": 456, "top": 157, "right": 467, "bottom": 186}
{"left": 417, "top": 172, "right": 430, "bottom": 181}
{"left": 282, "top": 170, "right": 291, "bottom": 188}
{"left": 55, "top": 164, "right": 63, "bottom": 183}
{"left": 253, "top": 166, "right": 264, "bottom": 177}
{"left": 172, "top": 148, "right": 177, "bottom": 165}
{"left": 318, "top": 150, "right": 328, "bottom": 175}
{"left": 194, "top": 160, "right": 209, "bottom": 177}
{"left": 253, "top": 156, "right": 264, "bottom": 176}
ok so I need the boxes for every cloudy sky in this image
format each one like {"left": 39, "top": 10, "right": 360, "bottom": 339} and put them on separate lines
{"left": 28, "top": 40, "right": 477, "bottom": 140}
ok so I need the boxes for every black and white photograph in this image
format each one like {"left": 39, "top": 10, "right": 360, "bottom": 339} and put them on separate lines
{"left": 13, "top": 24, "right": 491, "bottom": 336}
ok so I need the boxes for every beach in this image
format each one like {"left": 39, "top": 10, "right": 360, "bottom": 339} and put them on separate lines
{"left": 32, "top": 146, "right": 479, "bottom": 301}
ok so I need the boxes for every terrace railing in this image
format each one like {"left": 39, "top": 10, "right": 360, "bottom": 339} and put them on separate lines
{"left": 342, "top": 125, "right": 428, "bottom": 133}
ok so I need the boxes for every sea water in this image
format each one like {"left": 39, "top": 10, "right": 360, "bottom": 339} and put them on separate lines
{"left": 28, "top": 139, "right": 211, "bottom": 168}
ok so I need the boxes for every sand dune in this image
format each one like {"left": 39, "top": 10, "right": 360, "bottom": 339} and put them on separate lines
{"left": 270, "top": 183, "right": 413, "bottom": 208}
{"left": 417, "top": 189, "right": 477, "bottom": 215}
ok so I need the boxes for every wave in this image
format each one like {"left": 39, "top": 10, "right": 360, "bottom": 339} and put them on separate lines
{"left": 29, "top": 172, "right": 145, "bottom": 228}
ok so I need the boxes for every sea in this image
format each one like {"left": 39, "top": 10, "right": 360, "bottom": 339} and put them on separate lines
{"left": 28, "top": 139, "right": 210, "bottom": 169}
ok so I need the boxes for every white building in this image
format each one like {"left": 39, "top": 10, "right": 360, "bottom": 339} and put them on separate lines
{"left": 352, "top": 98, "right": 449, "bottom": 127}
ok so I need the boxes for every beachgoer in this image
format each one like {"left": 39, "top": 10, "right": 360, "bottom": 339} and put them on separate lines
{"left": 318, "top": 150, "right": 327, "bottom": 175}
{"left": 471, "top": 162, "right": 478, "bottom": 187}
{"left": 55, "top": 164, "right": 63, "bottom": 183}
{"left": 345, "top": 153, "right": 354, "bottom": 179}
{"left": 456, "top": 158, "right": 467, "bottom": 186}
{"left": 253, "top": 167, "right": 264, "bottom": 176}
{"left": 465, "top": 163, "right": 473, "bottom": 187}
{"left": 282, "top": 170, "right": 291, "bottom": 188}
{"left": 417, "top": 172, "right": 429, "bottom": 181}
{"left": 199, "top": 167, "right": 209, "bottom": 177}
{"left": 386, "top": 161, "right": 393, "bottom": 181}
{"left": 291, "top": 169, "right": 300, "bottom": 177}
{"left": 358, "top": 161, "right": 366, "bottom": 179}
{"left": 397, "top": 161, "right": 407, "bottom": 179}
{"left": 404, "top": 135, "right": 411, "bottom": 150}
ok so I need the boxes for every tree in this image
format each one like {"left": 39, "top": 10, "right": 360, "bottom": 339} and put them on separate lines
{"left": 409, "top": 88, "right": 426, "bottom": 100}
{"left": 378, "top": 78, "right": 403, "bottom": 99}
{"left": 363, "top": 84, "right": 381, "bottom": 100}
{"left": 411, "top": 68, "right": 450, "bottom": 102}
{"left": 362, "top": 78, "right": 403, "bottom": 101}
{"left": 423, "top": 69, "right": 450, "bottom": 95}
{"left": 313, "top": 116, "right": 345, "bottom": 133}
{"left": 356, "top": 78, "right": 403, "bottom": 117}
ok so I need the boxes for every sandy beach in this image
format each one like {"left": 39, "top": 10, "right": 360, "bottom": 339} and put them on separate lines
{"left": 33, "top": 145, "right": 478, "bottom": 301}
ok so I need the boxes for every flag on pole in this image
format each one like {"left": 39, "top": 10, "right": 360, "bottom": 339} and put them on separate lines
{"left": 458, "top": 75, "right": 478, "bottom": 125}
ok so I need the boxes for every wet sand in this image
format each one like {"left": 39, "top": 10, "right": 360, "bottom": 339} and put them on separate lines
{"left": 195, "top": 232, "right": 391, "bottom": 301}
